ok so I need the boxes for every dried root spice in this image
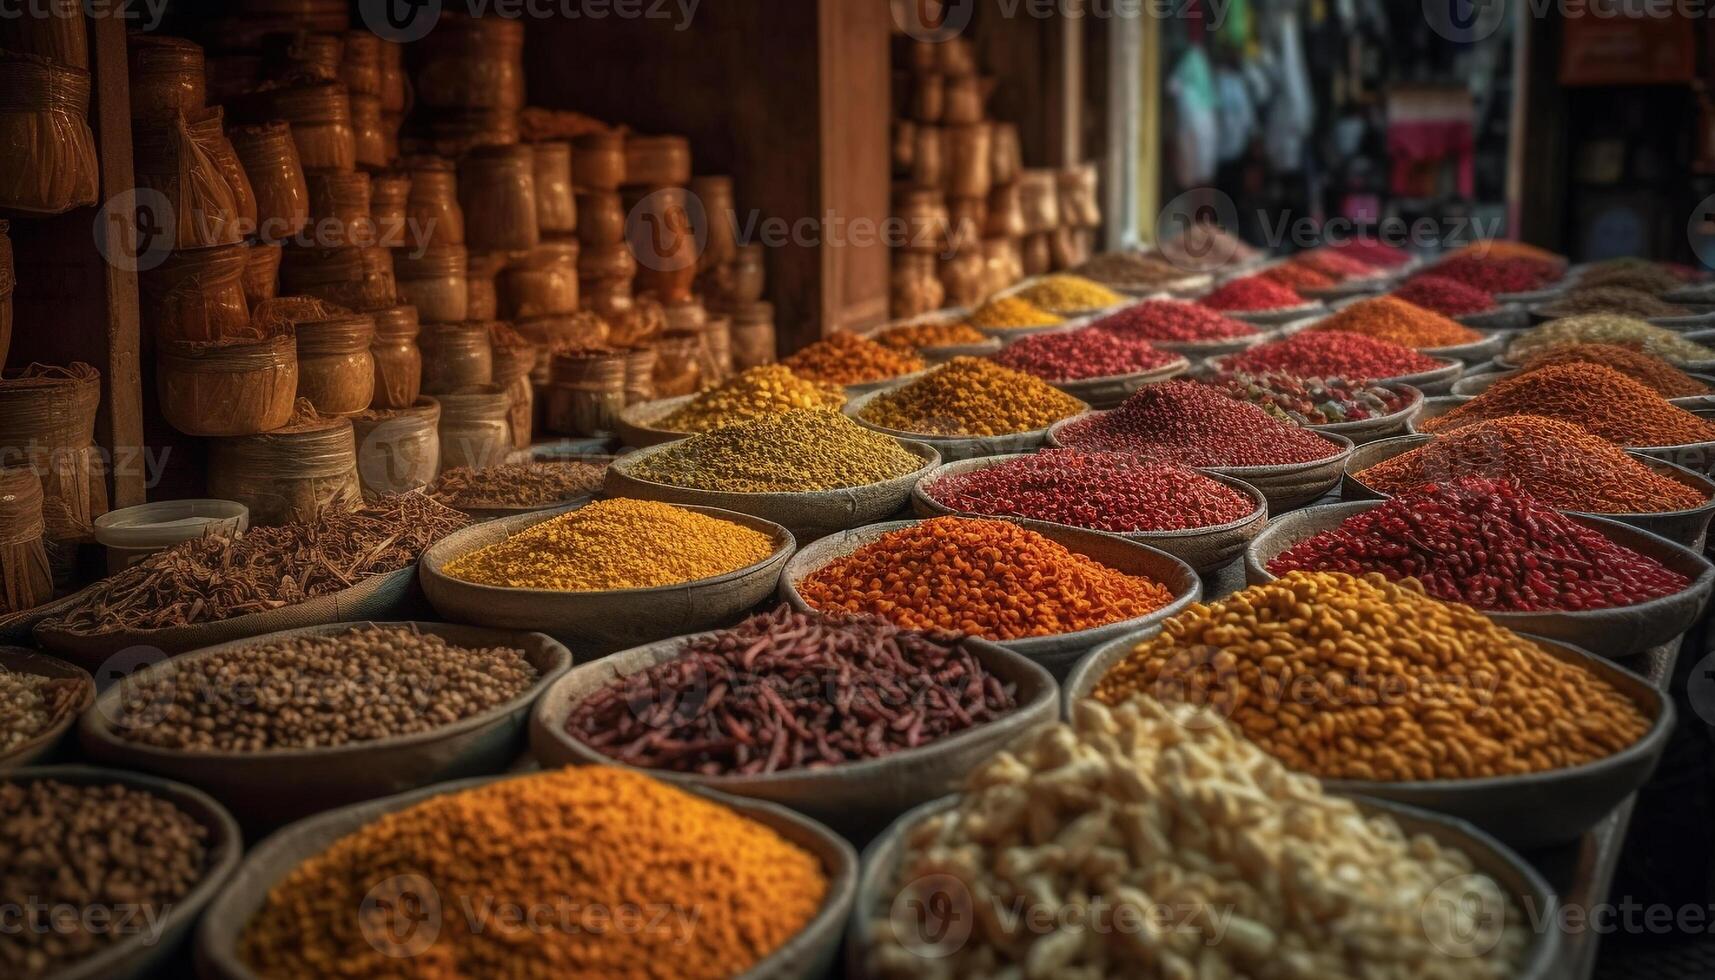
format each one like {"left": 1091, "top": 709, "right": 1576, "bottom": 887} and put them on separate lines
{"left": 427, "top": 461, "right": 606, "bottom": 508}
{"left": 631, "top": 409, "right": 921, "bottom": 492}
{"left": 1093, "top": 571, "right": 1650, "bottom": 780}
{"left": 44, "top": 494, "right": 471, "bottom": 635}
{"left": 567, "top": 606, "right": 1018, "bottom": 775}
{"left": 444, "top": 498, "right": 775, "bottom": 592}
{"left": 109, "top": 627, "right": 539, "bottom": 751}
{"left": 1422, "top": 363, "right": 1715, "bottom": 447}
{"left": 655, "top": 365, "right": 846, "bottom": 434}
{"left": 798, "top": 516, "right": 1174, "bottom": 641}
{"left": 1513, "top": 343, "right": 1710, "bottom": 398}
{"left": 856, "top": 357, "right": 1084, "bottom": 436}
{"left": 239, "top": 768, "right": 828, "bottom": 979}
{"left": 1310, "top": 295, "right": 1481, "bottom": 348}
{"left": 1361, "top": 416, "right": 1708, "bottom": 514}
{"left": 780, "top": 331, "right": 925, "bottom": 386}
{"left": 2, "top": 780, "right": 209, "bottom": 979}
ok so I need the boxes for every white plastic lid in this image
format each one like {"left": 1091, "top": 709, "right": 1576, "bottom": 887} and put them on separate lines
{"left": 93, "top": 499, "right": 249, "bottom": 550}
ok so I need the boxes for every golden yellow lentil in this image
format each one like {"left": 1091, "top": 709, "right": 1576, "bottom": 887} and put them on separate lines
{"left": 1011, "top": 274, "right": 1125, "bottom": 313}
{"left": 964, "top": 295, "right": 1064, "bottom": 330}
{"left": 856, "top": 357, "right": 1085, "bottom": 436}
{"left": 655, "top": 365, "right": 845, "bottom": 433}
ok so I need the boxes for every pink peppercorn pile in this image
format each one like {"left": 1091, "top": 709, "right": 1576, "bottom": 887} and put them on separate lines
{"left": 989, "top": 327, "right": 1178, "bottom": 381}
{"left": 924, "top": 450, "right": 1256, "bottom": 533}
{"left": 1418, "top": 255, "right": 1562, "bottom": 295}
{"left": 1199, "top": 276, "right": 1306, "bottom": 311}
{"left": 1390, "top": 275, "right": 1497, "bottom": 316}
{"left": 1088, "top": 300, "right": 1257, "bottom": 343}
{"left": 1223, "top": 331, "right": 1442, "bottom": 381}
{"left": 1267, "top": 478, "right": 1691, "bottom": 612}
{"left": 1054, "top": 380, "right": 1341, "bottom": 467}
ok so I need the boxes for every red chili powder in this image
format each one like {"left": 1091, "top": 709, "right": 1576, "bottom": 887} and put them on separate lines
{"left": 1258, "top": 263, "right": 1336, "bottom": 291}
{"left": 1200, "top": 276, "right": 1306, "bottom": 311}
{"left": 1053, "top": 380, "right": 1342, "bottom": 467}
{"left": 1391, "top": 275, "right": 1497, "bottom": 316}
{"left": 1420, "top": 255, "right": 1563, "bottom": 295}
{"left": 1327, "top": 238, "right": 1411, "bottom": 268}
{"left": 1292, "top": 249, "right": 1379, "bottom": 282}
{"left": 1223, "top": 330, "right": 1443, "bottom": 380}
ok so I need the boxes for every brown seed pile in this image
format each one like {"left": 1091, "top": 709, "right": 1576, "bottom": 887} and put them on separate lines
{"left": 109, "top": 627, "right": 539, "bottom": 751}
{"left": 44, "top": 494, "right": 471, "bottom": 635}
{"left": 427, "top": 461, "right": 606, "bottom": 507}
{"left": 857, "top": 357, "right": 1085, "bottom": 436}
{"left": 0, "top": 666, "right": 84, "bottom": 754}
{"left": 1, "top": 779, "right": 209, "bottom": 978}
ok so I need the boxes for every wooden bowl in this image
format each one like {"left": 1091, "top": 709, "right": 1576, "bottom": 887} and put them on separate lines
{"left": 843, "top": 389, "right": 1087, "bottom": 463}
{"left": 0, "top": 647, "right": 93, "bottom": 770}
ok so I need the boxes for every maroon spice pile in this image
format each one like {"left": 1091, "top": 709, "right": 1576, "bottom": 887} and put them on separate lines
{"left": 1223, "top": 330, "right": 1443, "bottom": 380}
{"left": 1418, "top": 255, "right": 1562, "bottom": 295}
{"left": 1054, "top": 380, "right": 1341, "bottom": 467}
{"left": 1267, "top": 478, "right": 1691, "bottom": 612}
{"left": 1089, "top": 299, "right": 1257, "bottom": 343}
{"left": 989, "top": 328, "right": 1177, "bottom": 381}
{"left": 563, "top": 606, "right": 1018, "bottom": 775}
{"left": 1199, "top": 275, "right": 1306, "bottom": 312}
{"left": 1326, "top": 238, "right": 1411, "bottom": 268}
{"left": 1292, "top": 248, "right": 1378, "bottom": 282}
{"left": 1390, "top": 275, "right": 1497, "bottom": 316}
{"left": 924, "top": 450, "right": 1256, "bottom": 533}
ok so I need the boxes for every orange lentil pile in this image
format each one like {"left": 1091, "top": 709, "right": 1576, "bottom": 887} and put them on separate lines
{"left": 779, "top": 330, "right": 926, "bottom": 385}
{"left": 874, "top": 319, "right": 991, "bottom": 351}
{"left": 1361, "top": 416, "right": 1708, "bottom": 514}
{"left": 1311, "top": 295, "right": 1483, "bottom": 349}
{"left": 1514, "top": 343, "right": 1711, "bottom": 398}
{"left": 797, "top": 516, "right": 1175, "bottom": 641}
{"left": 1422, "top": 363, "right": 1715, "bottom": 447}
{"left": 856, "top": 357, "right": 1084, "bottom": 436}
{"left": 239, "top": 767, "right": 828, "bottom": 978}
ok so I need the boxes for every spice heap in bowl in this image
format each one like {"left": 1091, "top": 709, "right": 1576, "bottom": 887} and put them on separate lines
{"left": 565, "top": 606, "right": 1019, "bottom": 775}
{"left": 872, "top": 318, "right": 991, "bottom": 352}
{"left": 989, "top": 327, "right": 1178, "bottom": 382}
{"left": 427, "top": 460, "right": 607, "bottom": 510}
{"left": 780, "top": 331, "right": 925, "bottom": 387}
{"left": 1359, "top": 416, "right": 1710, "bottom": 514}
{"left": 1009, "top": 274, "right": 1124, "bottom": 314}
{"left": 1256, "top": 261, "right": 1336, "bottom": 292}
{"left": 855, "top": 357, "right": 1084, "bottom": 436}
{"left": 1198, "top": 274, "right": 1307, "bottom": 312}
{"left": 1223, "top": 331, "right": 1444, "bottom": 382}
{"left": 1092, "top": 570, "right": 1648, "bottom": 779}
{"left": 1267, "top": 479, "right": 1690, "bottom": 612}
{"left": 923, "top": 450, "right": 1256, "bottom": 533}
{"left": 1328, "top": 237, "right": 1414, "bottom": 269}
{"left": 1576, "top": 258, "right": 1699, "bottom": 296}
{"left": 655, "top": 364, "right": 845, "bottom": 433}
{"left": 1417, "top": 253, "right": 1564, "bottom": 296}
{"left": 797, "top": 516, "right": 1174, "bottom": 642}
{"left": 1422, "top": 364, "right": 1715, "bottom": 447}
{"left": 1292, "top": 246, "right": 1386, "bottom": 282}
{"left": 444, "top": 498, "right": 775, "bottom": 592}
{"left": 629, "top": 410, "right": 923, "bottom": 493}
{"left": 1072, "top": 251, "right": 1195, "bottom": 291}
{"left": 1391, "top": 274, "right": 1498, "bottom": 316}
{"left": 1311, "top": 295, "right": 1483, "bottom": 349}
{"left": 963, "top": 295, "right": 1064, "bottom": 332}
{"left": 1538, "top": 286, "right": 1689, "bottom": 320}
{"left": 1504, "top": 315, "right": 1715, "bottom": 366}
{"left": 1087, "top": 298, "right": 1258, "bottom": 343}
{"left": 1509, "top": 343, "right": 1710, "bottom": 398}
{"left": 0, "top": 663, "right": 86, "bottom": 755}
{"left": 1054, "top": 381, "right": 1344, "bottom": 466}
{"left": 866, "top": 697, "right": 1531, "bottom": 979}
{"left": 1203, "top": 371, "right": 1412, "bottom": 426}
{"left": 238, "top": 768, "right": 829, "bottom": 978}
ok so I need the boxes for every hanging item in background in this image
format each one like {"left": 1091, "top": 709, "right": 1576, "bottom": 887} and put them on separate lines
{"left": 1262, "top": 8, "right": 1313, "bottom": 173}
{"left": 1168, "top": 46, "right": 1218, "bottom": 187}
{"left": 1213, "top": 66, "right": 1256, "bottom": 165}
{"left": 1386, "top": 87, "right": 1474, "bottom": 199}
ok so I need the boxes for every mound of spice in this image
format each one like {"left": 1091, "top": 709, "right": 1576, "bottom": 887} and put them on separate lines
{"left": 1073, "top": 251, "right": 1191, "bottom": 289}
{"left": 1358, "top": 416, "right": 1708, "bottom": 514}
{"left": 1095, "top": 571, "right": 1649, "bottom": 781}
{"left": 1329, "top": 236, "right": 1412, "bottom": 267}
{"left": 1449, "top": 240, "right": 1564, "bottom": 264}
{"left": 1505, "top": 314, "right": 1715, "bottom": 365}
{"left": 1202, "top": 370, "right": 1411, "bottom": 424}
{"left": 2, "top": 779, "right": 209, "bottom": 978}
{"left": 1055, "top": 380, "right": 1342, "bottom": 466}
{"left": 110, "top": 627, "right": 538, "bottom": 751}
{"left": 1257, "top": 261, "right": 1336, "bottom": 291}
{"left": 1087, "top": 298, "right": 1256, "bottom": 343}
{"left": 630, "top": 410, "right": 922, "bottom": 492}
{"left": 1269, "top": 479, "right": 1691, "bottom": 611}
{"left": 427, "top": 460, "right": 606, "bottom": 508}
{"left": 239, "top": 768, "right": 827, "bottom": 978}
{"left": 1514, "top": 343, "right": 1710, "bottom": 398}
{"left": 924, "top": 450, "right": 1255, "bottom": 532}
{"left": 1155, "top": 221, "right": 1259, "bottom": 270}
{"left": 873, "top": 318, "right": 990, "bottom": 351}
{"left": 1311, "top": 295, "right": 1482, "bottom": 348}
{"left": 779, "top": 330, "right": 926, "bottom": 386}
{"left": 964, "top": 294, "right": 1064, "bottom": 330}
{"left": 44, "top": 494, "right": 471, "bottom": 635}
{"left": 1291, "top": 247, "right": 1380, "bottom": 282}
{"left": 989, "top": 327, "right": 1177, "bottom": 381}
{"left": 1537, "top": 286, "right": 1687, "bottom": 319}
{"left": 655, "top": 364, "right": 845, "bottom": 433}
{"left": 1422, "top": 363, "right": 1715, "bottom": 446}
{"left": 1011, "top": 274, "right": 1124, "bottom": 313}
{"left": 444, "top": 498, "right": 775, "bottom": 592}
{"left": 798, "top": 516, "right": 1174, "bottom": 641}
{"left": 856, "top": 357, "right": 1084, "bottom": 436}
{"left": 1424, "top": 254, "right": 1563, "bottom": 295}
{"left": 1390, "top": 273, "right": 1497, "bottom": 315}
{"left": 0, "top": 665, "right": 84, "bottom": 755}
{"left": 1577, "top": 259, "right": 1693, "bottom": 296}
{"left": 1198, "top": 274, "right": 1305, "bottom": 311}
{"left": 1223, "top": 330, "right": 1443, "bottom": 380}
{"left": 567, "top": 606, "right": 1018, "bottom": 775}
{"left": 868, "top": 697, "right": 1529, "bottom": 980}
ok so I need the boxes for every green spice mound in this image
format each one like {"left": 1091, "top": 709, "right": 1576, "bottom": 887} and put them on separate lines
{"left": 632, "top": 410, "right": 923, "bottom": 492}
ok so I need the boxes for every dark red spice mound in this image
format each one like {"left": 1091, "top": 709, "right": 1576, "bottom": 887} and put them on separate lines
{"left": 925, "top": 449, "right": 1256, "bottom": 533}
{"left": 1054, "top": 380, "right": 1341, "bottom": 467}
{"left": 1292, "top": 249, "right": 1378, "bottom": 282}
{"left": 1327, "top": 238, "right": 1411, "bottom": 268}
{"left": 1391, "top": 275, "right": 1497, "bottom": 316}
{"left": 1200, "top": 275, "right": 1306, "bottom": 311}
{"left": 1089, "top": 299, "right": 1257, "bottom": 343}
{"left": 1223, "top": 330, "right": 1443, "bottom": 381}
{"left": 1419, "top": 255, "right": 1562, "bottom": 295}
{"left": 1266, "top": 478, "right": 1691, "bottom": 612}
{"left": 990, "top": 327, "right": 1178, "bottom": 381}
